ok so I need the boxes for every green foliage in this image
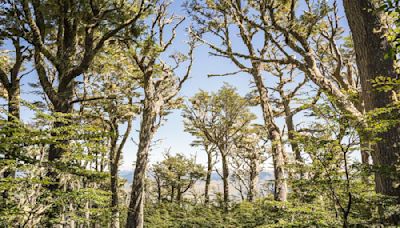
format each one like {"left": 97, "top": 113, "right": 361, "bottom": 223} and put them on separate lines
{"left": 151, "top": 153, "right": 205, "bottom": 202}
{"left": 0, "top": 104, "right": 111, "bottom": 226}
{"left": 1, "top": 1, "right": 400, "bottom": 227}
{"left": 183, "top": 84, "right": 257, "bottom": 150}
{"left": 382, "top": 0, "right": 400, "bottom": 61}
{"left": 144, "top": 199, "right": 340, "bottom": 228}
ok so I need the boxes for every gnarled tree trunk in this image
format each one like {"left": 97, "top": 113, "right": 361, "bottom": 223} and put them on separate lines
{"left": 252, "top": 65, "right": 287, "bottom": 202}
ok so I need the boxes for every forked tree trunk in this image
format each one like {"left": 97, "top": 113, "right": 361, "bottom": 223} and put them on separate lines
{"left": 110, "top": 116, "right": 132, "bottom": 228}
{"left": 343, "top": 0, "right": 400, "bottom": 201}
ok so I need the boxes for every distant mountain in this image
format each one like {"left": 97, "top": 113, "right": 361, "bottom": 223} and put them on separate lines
{"left": 119, "top": 170, "right": 273, "bottom": 184}
{"left": 119, "top": 170, "right": 134, "bottom": 183}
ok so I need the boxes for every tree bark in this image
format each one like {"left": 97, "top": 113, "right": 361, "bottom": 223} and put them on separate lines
{"left": 285, "top": 111, "right": 301, "bottom": 164}
{"left": 171, "top": 186, "right": 175, "bottom": 202}
{"left": 110, "top": 115, "right": 132, "bottom": 228}
{"left": 47, "top": 84, "right": 74, "bottom": 192}
{"left": 110, "top": 136, "right": 120, "bottom": 228}
{"left": 252, "top": 65, "right": 287, "bottom": 202}
{"left": 221, "top": 154, "right": 229, "bottom": 211}
{"left": 248, "top": 155, "right": 259, "bottom": 202}
{"left": 204, "top": 150, "right": 213, "bottom": 204}
{"left": 176, "top": 179, "right": 182, "bottom": 202}
{"left": 156, "top": 177, "right": 162, "bottom": 203}
{"left": 360, "top": 138, "right": 371, "bottom": 165}
{"left": 126, "top": 97, "right": 157, "bottom": 228}
{"left": 343, "top": 0, "right": 400, "bottom": 201}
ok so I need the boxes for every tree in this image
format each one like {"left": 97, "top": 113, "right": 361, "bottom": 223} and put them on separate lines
{"left": 0, "top": 38, "right": 29, "bottom": 200}
{"left": 0, "top": 4, "right": 32, "bottom": 196}
{"left": 231, "top": 126, "right": 265, "bottom": 202}
{"left": 152, "top": 153, "right": 205, "bottom": 203}
{"left": 85, "top": 44, "right": 142, "bottom": 228}
{"left": 125, "top": 2, "right": 195, "bottom": 227}
{"left": 183, "top": 85, "right": 257, "bottom": 210}
{"left": 187, "top": 0, "right": 296, "bottom": 201}
{"left": 187, "top": 0, "right": 382, "bottom": 200}
{"left": 343, "top": 0, "right": 400, "bottom": 203}
{"left": 189, "top": 137, "right": 217, "bottom": 204}
{"left": 8, "top": 0, "right": 150, "bottom": 195}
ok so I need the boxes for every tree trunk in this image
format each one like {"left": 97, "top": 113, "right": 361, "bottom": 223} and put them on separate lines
{"left": 126, "top": 99, "right": 157, "bottom": 228}
{"left": 7, "top": 80, "right": 20, "bottom": 123}
{"left": 110, "top": 115, "right": 132, "bottom": 228}
{"left": 110, "top": 166, "right": 120, "bottom": 228}
{"left": 157, "top": 179, "right": 162, "bottom": 203}
{"left": 176, "top": 183, "right": 182, "bottom": 202}
{"left": 271, "top": 130, "right": 288, "bottom": 202}
{"left": 204, "top": 149, "right": 213, "bottom": 204}
{"left": 248, "top": 155, "right": 259, "bottom": 202}
{"left": 221, "top": 154, "right": 229, "bottom": 211}
{"left": 5, "top": 82, "right": 20, "bottom": 171}
{"left": 360, "top": 138, "right": 371, "bottom": 165}
{"left": 252, "top": 65, "right": 287, "bottom": 202}
{"left": 171, "top": 186, "right": 175, "bottom": 202}
{"left": 285, "top": 112, "right": 302, "bottom": 164}
{"left": 43, "top": 79, "right": 74, "bottom": 225}
{"left": 47, "top": 86, "right": 74, "bottom": 191}
{"left": 343, "top": 0, "right": 400, "bottom": 200}
{"left": 110, "top": 138, "right": 120, "bottom": 228}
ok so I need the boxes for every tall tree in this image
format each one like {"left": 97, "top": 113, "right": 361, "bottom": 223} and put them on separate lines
{"left": 343, "top": 0, "right": 400, "bottom": 201}
{"left": 188, "top": 0, "right": 289, "bottom": 201}
{"left": 183, "top": 85, "right": 257, "bottom": 210}
{"left": 0, "top": 2, "right": 31, "bottom": 194}
{"left": 13, "top": 0, "right": 149, "bottom": 195}
{"left": 86, "top": 45, "right": 142, "bottom": 228}
{"left": 231, "top": 126, "right": 265, "bottom": 202}
{"left": 0, "top": 38, "right": 29, "bottom": 196}
{"left": 125, "top": 2, "right": 195, "bottom": 227}
{"left": 189, "top": 137, "right": 217, "bottom": 204}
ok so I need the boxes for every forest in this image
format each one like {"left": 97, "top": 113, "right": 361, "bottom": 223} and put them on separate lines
{"left": 0, "top": 0, "right": 399, "bottom": 227}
